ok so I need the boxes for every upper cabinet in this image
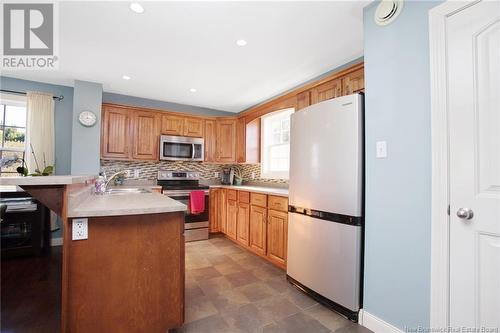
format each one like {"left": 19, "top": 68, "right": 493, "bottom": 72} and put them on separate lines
{"left": 160, "top": 115, "right": 184, "bottom": 136}
{"left": 101, "top": 106, "right": 132, "bottom": 160}
{"left": 161, "top": 115, "right": 204, "bottom": 137}
{"left": 236, "top": 117, "right": 246, "bottom": 163}
{"left": 216, "top": 119, "right": 237, "bottom": 163}
{"left": 183, "top": 118, "right": 204, "bottom": 137}
{"left": 131, "top": 111, "right": 159, "bottom": 160}
{"left": 102, "top": 105, "right": 161, "bottom": 161}
{"left": 310, "top": 78, "right": 343, "bottom": 104}
{"left": 204, "top": 119, "right": 217, "bottom": 162}
{"left": 342, "top": 68, "right": 365, "bottom": 95}
{"left": 296, "top": 91, "right": 310, "bottom": 111}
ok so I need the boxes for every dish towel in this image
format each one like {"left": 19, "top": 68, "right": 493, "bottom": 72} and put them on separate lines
{"left": 189, "top": 190, "right": 205, "bottom": 215}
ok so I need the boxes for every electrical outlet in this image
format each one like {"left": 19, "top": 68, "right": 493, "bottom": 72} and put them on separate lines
{"left": 125, "top": 170, "right": 131, "bottom": 177}
{"left": 134, "top": 169, "right": 140, "bottom": 178}
{"left": 251, "top": 172, "right": 256, "bottom": 179}
{"left": 376, "top": 141, "right": 388, "bottom": 158}
{"left": 214, "top": 172, "right": 219, "bottom": 178}
{"left": 72, "top": 218, "right": 88, "bottom": 240}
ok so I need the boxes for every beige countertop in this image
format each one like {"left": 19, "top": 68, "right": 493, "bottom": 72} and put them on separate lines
{"left": 68, "top": 191, "right": 187, "bottom": 218}
{"left": 209, "top": 185, "right": 289, "bottom": 197}
{"left": 0, "top": 175, "right": 95, "bottom": 186}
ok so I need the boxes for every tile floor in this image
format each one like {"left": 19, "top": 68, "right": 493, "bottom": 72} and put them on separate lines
{"left": 175, "top": 235, "right": 373, "bottom": 333}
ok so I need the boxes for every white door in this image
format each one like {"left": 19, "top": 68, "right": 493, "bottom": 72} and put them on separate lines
{"left": 447, "top": 0, "right": 500, "bottom": 328}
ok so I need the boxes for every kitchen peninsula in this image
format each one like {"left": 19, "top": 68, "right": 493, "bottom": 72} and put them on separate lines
{"left": 0, "top": 176, "right": 187, "bottom": 333}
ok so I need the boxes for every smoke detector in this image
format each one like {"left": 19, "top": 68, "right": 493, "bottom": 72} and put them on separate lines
{"left": 374, "top": 0, "right": 404, "bottom": 26}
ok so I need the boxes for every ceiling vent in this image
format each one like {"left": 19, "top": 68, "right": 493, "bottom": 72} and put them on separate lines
{"left": 374, "top": 0, "right": 404, "bottom": 26}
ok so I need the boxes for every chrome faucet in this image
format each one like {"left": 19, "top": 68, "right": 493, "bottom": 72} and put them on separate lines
{"left": 104, "top": 170, "right": 128, "bottom": 192}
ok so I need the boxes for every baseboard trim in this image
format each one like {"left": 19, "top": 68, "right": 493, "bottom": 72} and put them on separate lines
{"left": 50, "top": 237, "right": 63, "bottom": 247}
{"left": 359, "top": 310, "right": 404, "bottom": 333}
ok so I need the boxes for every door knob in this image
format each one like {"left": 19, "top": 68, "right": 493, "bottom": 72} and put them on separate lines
{"left": 456, "top": 208, "right": 474, "bottom": 220}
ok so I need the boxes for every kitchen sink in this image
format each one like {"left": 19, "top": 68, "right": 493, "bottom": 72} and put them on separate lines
{"left": 104, "top": 188, "right": 151, "bottom": 195}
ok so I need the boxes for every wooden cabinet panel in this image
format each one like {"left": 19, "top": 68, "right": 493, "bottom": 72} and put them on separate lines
{"left": 245, "top": 118, "right": 260, "bottom": 163}
{"left": 236, "top": 202, "right": 250, "bottom": 246}
{"left": 268, "top": 196, "right": 288, "bottom": 212}
{"left": 184, "top": 118, "right": 204, "bottom": 137}
{"left": 209, "top": 189, "right": 220, "bottom": 233}
{"left": 227, "top": 189, "right": 237, "bottom": 201}
{"left": 219, "top": 189, "right": 227, "bottom": 233}
{"left": 296, "top": 91, "right": 311, "bottom": 110}
{"left": 101, "top": 106, "right": 132, "bottom": 159}
{"left": 238, "top": 191, "right": 250, "bottom": 204}
{"left": 249, "top": 205, "right": 267, "bottom": 256}
{"left": 161, "top": 115, "right": 184, "bottom": 136}
{"left": 226, "top": 199, "right": 238, "bottom": 240}
{"left": 204, "top": 119, "right": 216, "bottom": 162}
{"left": 343, "top": 69, "right": 365, "bottom": 95}
{"left": 267, "top": 209, "right": 288, "bottom": 268}
{"left": 250, "top": 193, "right": 267, "bottom": 207}
{"left": 236, "top": 117, "right": 246, "bottom": 163}
{"left": 216, "top": 119, "right": 237, "bottom": 163}
{"left": 310, "top": 79, "right": 342, "bottom": 104}
{"left": 132, "top": 111, "right": 159, "bottom": 160}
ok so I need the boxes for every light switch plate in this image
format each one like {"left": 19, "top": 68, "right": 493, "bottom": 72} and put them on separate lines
{"left": 376, "top": 141, "right": 388, "bottom": 158}
{"left": 134, "top": 169, "right": 140, "bottom": 178}
{"left": 72, "top": 218, "right": 88, "bottom": 240}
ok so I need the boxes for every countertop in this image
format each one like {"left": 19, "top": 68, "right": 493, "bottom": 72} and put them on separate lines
{"left": 0, "top": 175, "right": 95, "bottom": 186}
{"left": 209, "top": 185, "right": 289, "bottom": 197}
{"left": 68, "top": 191, "right": 187, "bottom": 218}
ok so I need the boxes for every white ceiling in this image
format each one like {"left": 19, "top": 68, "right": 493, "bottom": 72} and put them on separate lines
{"left": 3, "top": 1, "right": 367, "bottom": 112}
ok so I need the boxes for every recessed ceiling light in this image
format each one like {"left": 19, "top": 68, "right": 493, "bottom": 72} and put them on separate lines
{"left": 236, "top": 39, "right": 247, "bottom": 46}
{"left": 122, "top": 75, "right": 131, "bottom": 80}
{"left": 129, "top": 3, "right": 144, "bottom": 14}
{"left": 189, "top": 88, "right": 197, "bottom": 93}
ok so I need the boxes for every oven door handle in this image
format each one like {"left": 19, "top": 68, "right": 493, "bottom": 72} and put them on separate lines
{"left": 163, "top": 190, "right": 209, "bottom": 196}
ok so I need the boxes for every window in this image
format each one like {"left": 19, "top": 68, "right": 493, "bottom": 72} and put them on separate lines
{"left": 261, "top": 108, "right": 293, "bottom": 179}
{"left": 0, "top": 97, "right": 27, "bottom": 176}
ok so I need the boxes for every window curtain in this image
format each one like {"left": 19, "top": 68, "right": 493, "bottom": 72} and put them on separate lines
{"left": 26, "top": 92, "right": 55, "bottom": 174}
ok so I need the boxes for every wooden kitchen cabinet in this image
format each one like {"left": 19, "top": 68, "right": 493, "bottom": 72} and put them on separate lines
{"left": 204, "top": 119, "right": 216, "bottom": 162}
{"left": 236, "top": 117, "right": 246, "bottom": 163}
{"left": 310, "top": 78, "right": 343, "bottom": 104}
{"left": 183, "top": 118, "right": 204, "bottom": 137}
{"left": 236, "top": 202, "right": 250, "bottom": 246}
{"left": 216, "top": 119, "right": 237, "bottom": 163}
{"left": 209, "top": 189, "right": 220, "bottom": 233}
{"left": 101, "top": 106, "right": 132, "bottom": 159}
{"left": 226, "top": 199, "right": 238, "bottom": 240}
{"left": 161, "top": 114, "right": 184, "bottom": 136}
{"left": 249, "top": 205, "right": 267, "bottom": 256}
{"left": 267, "top": 209, "right": 288, "bottom": 268}
{"left": 296, "top": 91, "right": 311, "bottom": 110}
{"left": 342, "top": 68, "right": 365, "bottom": 95}
{"left": 131, "top": 111, "right": 160, "bottom": 160}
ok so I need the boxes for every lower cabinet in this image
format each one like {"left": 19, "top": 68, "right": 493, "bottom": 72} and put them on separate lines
{"left": 249, "top": 205, "right": 267, "bottom": 256}
{"left": 236, "top": 202, "right": 250, "bottom": 246}
{"left": 226, "top": 199, "right": 238, "bottom": 240}
{"left": 212, "top": 189, "right": 288, "bottom": 269}
{"left": 266, "top": 209, "right": 288, "bottom": 268}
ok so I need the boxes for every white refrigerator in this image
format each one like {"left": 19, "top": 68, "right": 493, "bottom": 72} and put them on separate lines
{"left": 287, "top": 93, "right": 363, "bottom": 321}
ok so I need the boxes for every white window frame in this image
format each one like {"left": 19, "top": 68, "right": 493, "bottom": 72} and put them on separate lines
{"left": 0, "top": 94, "right": 28, "bottom": 176}
{"left": 260, "top": 108, "right": 294, "bottom": 180}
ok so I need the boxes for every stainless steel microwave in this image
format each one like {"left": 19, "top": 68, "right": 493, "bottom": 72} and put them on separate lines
{"left": 159, "top": 135, "right": 204, "bottom": 161}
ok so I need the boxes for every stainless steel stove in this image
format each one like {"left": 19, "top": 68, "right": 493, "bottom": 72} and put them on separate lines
{"left": 157, "top": 170, "right": 209, "bottom": 242}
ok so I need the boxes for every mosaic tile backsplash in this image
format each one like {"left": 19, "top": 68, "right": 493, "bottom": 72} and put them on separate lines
{"left": 100, "top": 160, "right": 288, "bottom": 185}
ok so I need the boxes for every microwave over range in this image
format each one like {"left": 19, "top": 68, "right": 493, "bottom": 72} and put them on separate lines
{"left": 160, "top": 135, "right": 204, "bottom": 161}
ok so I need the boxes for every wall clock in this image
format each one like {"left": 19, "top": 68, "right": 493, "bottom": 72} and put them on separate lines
{"left": 78, "top": 110, "right": 97, "bottom": 127}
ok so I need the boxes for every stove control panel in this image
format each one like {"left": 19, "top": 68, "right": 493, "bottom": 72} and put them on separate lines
{"left": 158, "top": 170, "right": 200, "bottom": 180}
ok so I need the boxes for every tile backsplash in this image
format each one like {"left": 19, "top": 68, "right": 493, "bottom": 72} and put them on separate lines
{"left": 100, "top": 160, "right": 288, "bottom": 185}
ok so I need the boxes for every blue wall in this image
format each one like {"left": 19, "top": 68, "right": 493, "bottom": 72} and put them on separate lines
{"left": 363, "top": 0, "right": 442, "bottom": 329}
{"left": 71, "top": 81, "right": 103, "bottom": 175}
{"left": 103, "top": 92, "right": 234, "bottom": 117}
{"left": 0, "top": 76, "right": 74, "bottom": 175}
